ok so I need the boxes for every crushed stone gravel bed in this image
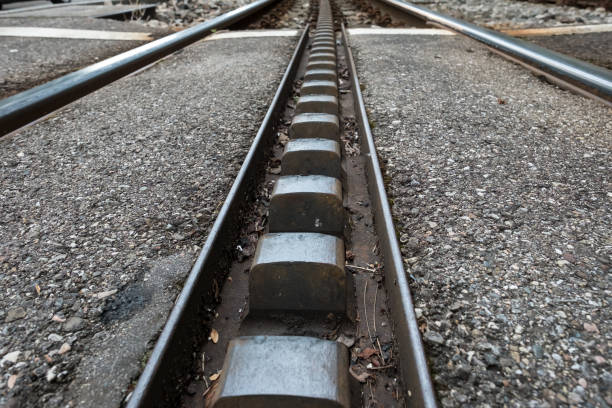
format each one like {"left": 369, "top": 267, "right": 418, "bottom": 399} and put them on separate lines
{"left": 0, "top": 36, "right": 295, "bottom": 407}
{"left": 142, "top": 0, "right": 311, "bottom": 29}
{"left": 143, "top": 0, "right": 250, "bottom": 28}
{"left": 416, "top": 0, "right": 612, "bottom": 29}
{"left": 351, "top": 33, "right": 610, "bottom": 407}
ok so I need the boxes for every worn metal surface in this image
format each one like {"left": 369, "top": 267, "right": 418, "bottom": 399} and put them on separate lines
{"left": 295, "top": 94, "right": 338, "bottom": 114}
{"left": 309, "top": 53, "right": 336, "bottom": 62}
{"left": 310, "top": 45, "right": 336, "bottom": 54}
{"left": 312, "top": 39, "right": 335, "bottom": 46}
{"left": 209, "top": 336, "right": 350, "bottom": 408}
{"left": 125, "top": 25, "right": 311, "bottom": 408}
{"left": 290, "top": 112, "right": 339, "bottom": 139}
{"left": 341, "top": 24, "right": 438, "bottom": 407}
{"left": 373, "top": 0, "right": 612, "bottom": 103}
{"left": 301, "top": 79, "right": 338, "bottom": 96}
{"left": 304, "top": 68, "right": 337, "bottom": 81}
{"left": 269, "top": 175, "right": 343, "bottom": 235}
{"left": 306, "top": 60, "right": 337, "bottom": 71}
{"left": 282, "top": 138, "right": 341, "bottom": 178}
{"left": 249, "top": 233, "right": 346, "bottom": 312}
{"left": 0, "top": 0, "right": 282, "bottom": 136}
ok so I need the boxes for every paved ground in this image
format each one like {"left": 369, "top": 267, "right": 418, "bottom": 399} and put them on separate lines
{"left": 0, "top": 17, "right": 167, "bottom": 99}
{"left": 350, "top": 31, "right": 610, "bottom": 408}
{"left": 0, "top": 33, "right": 296, "bottom": 407}
{"left": 526, "top": 32, "right": 612, "bottom": 70}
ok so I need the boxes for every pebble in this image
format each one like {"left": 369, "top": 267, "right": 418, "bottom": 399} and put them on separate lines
{"left": 63, "top": 317, "right": 85, "bottom": 332}
{"left": 46, "top": 366, "right": 57, "bottom": 382}
{"left": 59, "top": 343, "right": 71, "bottom": 355}
{"left": 424, "top": 330, "right": 444, "bottom": 345}
{"left": 1, "top": 351, "right": 20, "bottom": 365}
{"left": 5, "top": 307, "right": 26, "bottom": 323}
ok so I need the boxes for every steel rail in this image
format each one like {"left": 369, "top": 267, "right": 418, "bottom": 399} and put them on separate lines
{"left": 341, "top": 23, "right": 438, "bottom": 408}
{"left": 0, "top": 0, "right": 281, "bottom": 136}
{"left": 126, "top": 26, "right": 310, "bottom": 408}
{"left": 371, "top": 0, "right": 612, "bottom": 103}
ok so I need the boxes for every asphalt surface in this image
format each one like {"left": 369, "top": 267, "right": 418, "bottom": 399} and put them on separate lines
{"left": 526, "top": 31, "right": 612, "bottom": 70}
{"left": 0, "top": 34, "right": 296, "bottom": 407}
{"left": 350, "top": 32, "right": 610, "bottom": 407}
{"left": 0, "top": 17, "right": 166, "bottom": 99}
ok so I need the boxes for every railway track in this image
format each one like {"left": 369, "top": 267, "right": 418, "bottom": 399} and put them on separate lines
{"left": 1, "top": 0, "right": 610, "bottom": 406}
{"left": 127, "top": 1, "right": 436, "bottom": 406}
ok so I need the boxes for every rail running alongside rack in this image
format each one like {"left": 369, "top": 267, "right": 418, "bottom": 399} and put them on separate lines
{"left": 0, "top": 0, "right": 281, "bottom": 136}
{"left": 370, "top": 0, "right": 612, "bottom": 105}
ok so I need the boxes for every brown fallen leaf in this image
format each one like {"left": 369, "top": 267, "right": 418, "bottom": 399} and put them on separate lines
{"left": 8, "top": 374, "right": 17, "bottom": 389}
{"left": 357, "top": 348, "right": 378, "bottom": 359}
{"left": 35, "top": 284, "right": 41, "bottom": 296}
{"left": 349, "top": 365, "right": 371, "bottom": 383}
{"left": 210, "top": 328, "right": 219, "bottom": 344}
{"left": 209, "top": 371, "right": 221, "bottom": 381}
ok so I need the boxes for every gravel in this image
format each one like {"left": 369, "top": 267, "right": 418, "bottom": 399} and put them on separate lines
{"left": 143, "top": 0, "right": 311, "bottom": 29}
{"left": 0, "top": 17, "right": 167, "bottom": 99}
{"left": 0, "top": 35, "right": 295, "bottom": 407}
{"left": 144, "top": 0, "right": 250, "bottom": 28}
{"left": 351, "top": 33, "right": 610, "bottom": 407}
{"left": 416, "top": 0, "right": 612, "bottom": 29}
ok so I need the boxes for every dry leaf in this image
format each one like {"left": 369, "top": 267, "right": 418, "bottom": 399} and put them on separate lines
{"left": 357, "top": 348, "right": 378, "bottom": 359}
{"left": 35, "top": 284, "right": 41, "bottom": 295}
{"left": 8, "top": 374, "right": 17, "bottom": 389}
{"left": 349, "top": 365, "right": 370, "bottom": 383}
{"left": 209, "top": 371, "right": 221, "bottom": 381}
{"left": 210, "top": 328, "right": 219, "bottom": 344}
{"left": 52, "top": 315, "right": 66, "bottom": 323}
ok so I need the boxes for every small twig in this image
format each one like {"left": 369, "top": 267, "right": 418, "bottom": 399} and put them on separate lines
{"left": 346, "top": 264, "right": 377, "bottom": 273}
{"left": 373, "top": 284, "right": 378, "bottom": 333}
{"left": 367, "top": 364, "right": 394, "bottom": 370}
{"left": 363, "top": 280, "right": 373, "bottom": 344}
{"left": 376, "top": 338, "right": 385, "bottom": 365}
